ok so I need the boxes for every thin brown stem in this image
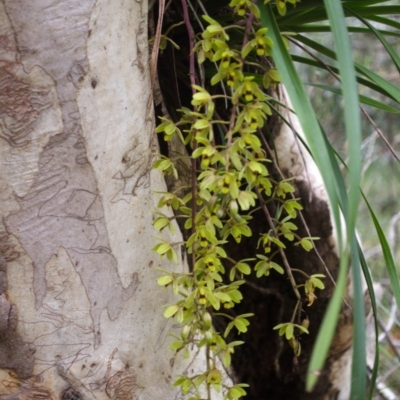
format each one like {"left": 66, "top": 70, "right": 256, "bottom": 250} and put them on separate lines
{"left": 181, "top": 0, "right": 198, "bottom": 269}
{"left": 378, "top": 318, "right": 400, "bottom": 361}
{"left": 259, "top": 127, "right": 352, "bottom": 310}
{"left": 291, "top": 268, "right": 311, "bottom": 279}
{"left": 206, "top": 345, "right": 212, "bottom": 400}
{"left": 181, "top": 0, "right": 196, "bottom": 89}
{"left": 225, "top": 11, "right": 255, "bottom": 168}
{"left": 242, "top": 12, "right": 255, "bottom": 48}
{"left": 225, "top": 108, "right": 238, "bottom": 169}
{"left": 360, "top": 107, "right": 400, "bottom": 162}
{"left": 259, "top": 133, "right": 337, "bottom": 283}
{"left": 254, "top": 187, "right": 302, "bottom": 302}
{"left": 290, "top": 300, "right": 302, "bottom": 324}
{"left": 150, "top": 0, "right": 166, "bottom": 89}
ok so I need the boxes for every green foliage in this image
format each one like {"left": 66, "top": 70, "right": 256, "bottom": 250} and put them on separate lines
{"left": 151, "top": 1, "right": 327, "bottom": 398}
{"left": 150, "top": 0, "right": 400, "bottom": 398}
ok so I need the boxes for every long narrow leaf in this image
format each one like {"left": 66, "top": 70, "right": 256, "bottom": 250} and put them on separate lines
{"left": 279, "top": 4, "right": 400, "bottom": 26}
{"left": 334, "top": 151, "right": 393, "bottom": 399}
{"left": 321, "top": 2, "right": 363, "bottom": 396}
{"left": 285, "top": 24, "right": 400, "bottom": 38}
{"left": 350, "top": 239, "right": 366, "bottom": 400}
{"left": 294, "top": 34, "right": 400, "bottom": 102}
{"left": 346, "top": 8, "right": 400, "bottom": 73}
{"left": 259, "top": 4, "right": 348, "bottom": 393}
{"left": 307, "top": 83, "right": 399, "bottom": 113}
{"left": 357, "top": 64, "right": 400, "bottom": 103}
{"left": 344, "top": 0, "right": 398, "bottom": 6}
{"left": 292, "top": 55, "right": 398, "bottom": 101}
{"left": 358, "top": 242, "right": 380, "bottom": 400}
{"left": 347, "top": 5, "right": 400, "bottom": 16}
{"left": 368, "top": 15, "right": 400, "bottom": 30}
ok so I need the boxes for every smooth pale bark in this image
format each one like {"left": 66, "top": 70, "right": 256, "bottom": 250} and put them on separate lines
{"left": 0, "top": 1, "right": 217, "bottom": 398}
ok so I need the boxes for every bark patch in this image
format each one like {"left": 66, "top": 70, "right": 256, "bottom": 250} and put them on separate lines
{"left": 0, "top": 256, "right": 35, "bottom": 379}
{"left": 61, "top": 387, "right": 82, "bottom": 400}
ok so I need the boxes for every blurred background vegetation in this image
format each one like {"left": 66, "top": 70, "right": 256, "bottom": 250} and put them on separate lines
{"left": 293, "top": 16, "right": 400, "bottom": 397}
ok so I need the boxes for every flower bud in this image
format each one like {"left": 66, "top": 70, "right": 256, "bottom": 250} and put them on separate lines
{"left": 288, "top": 337, "right": 299, "bottom": 353}
{"left": 301, "top": 318, "right": 310, "bottom": 330}
{"left": 216, "top": 207, "right": 225, "bottom": 219}
{"left": 229, "top": 200, "right": 238, "bottom": 217}
{"left": 202, "top": 311, "right": 212, "bottom": 329}
{"left": 208, "top": 195, "right": 217, "bottom": 212}
{"left": 181, "top": 325, "right": 191, "bottom": 341}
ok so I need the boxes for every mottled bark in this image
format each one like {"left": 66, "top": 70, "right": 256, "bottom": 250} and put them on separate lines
{"left": 0, "top": 1, "right": 213, "bottom": 398}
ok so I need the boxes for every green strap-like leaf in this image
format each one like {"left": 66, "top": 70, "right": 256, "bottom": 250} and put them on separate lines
{"left": 319, "top": 1, "right": 363, "bottom": 395}
{"left": 293, "top": 34, "right": 400, "bottom": 102}
{"left": 260, "top": 4, "right": 349, "bottom": 393}
{"left": 357, "top": 64, "right": 400, "bottom": 103}
{"left": 307, "top": 83, "right": 399, "bottom": 113}
{"left": 358, "top": 242, "right": 379, "bottom": 400}
{"left": 292, "top": 54, "right": 398, "bottom": 101}
{"left": 350, "top": 238, "right": 367, "bottom": 400}
{"left": 368, "top": 15, "right": 400, "bottom": 30}
{"left": 278, "top": 3, "right": 400, "bottom": 26}
{"left": 284, "top": 24, "right": 400, "bottom": 37}
{"left": 346, "top": 8, "right": 400, "bottom": 73}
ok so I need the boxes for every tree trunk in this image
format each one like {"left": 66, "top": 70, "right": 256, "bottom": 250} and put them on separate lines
{"left": 0, "top": 1, "right": 356, "bottom": 399}
{"left": 0, "top": 1, "right": 215, "bottom": 398}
